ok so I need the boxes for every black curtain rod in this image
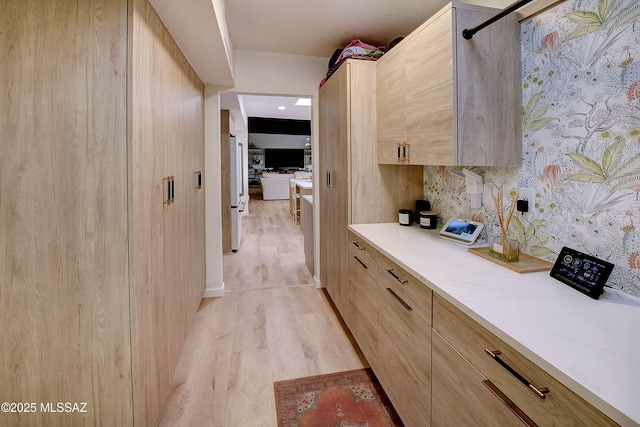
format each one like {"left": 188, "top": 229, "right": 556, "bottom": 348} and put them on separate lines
{"left": 462, "top": 0, "right": 534, "bottom": 40}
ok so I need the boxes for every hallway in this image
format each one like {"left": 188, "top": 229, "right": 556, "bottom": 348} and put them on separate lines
{"left": 158, "top": 196, "right": 366, "bottom": 426}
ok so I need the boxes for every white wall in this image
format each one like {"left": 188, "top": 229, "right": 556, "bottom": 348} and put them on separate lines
{"left": 232, "top": 50, "right": 328, "bottom": 95}
{"left": 204, "top": 50, "right": 328, "bottom": 293}
{"left": 203, "top": 86, "right": 225, "bottom": 297}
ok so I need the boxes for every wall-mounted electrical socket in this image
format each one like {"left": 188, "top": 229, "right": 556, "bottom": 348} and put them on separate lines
{"left": 517, "top": 187, "right": 535, "bottom": 212}
{"left": 518, "top": 187, "right": 534, "bottom": 203}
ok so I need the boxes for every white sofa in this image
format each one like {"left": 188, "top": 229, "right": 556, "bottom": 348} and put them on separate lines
{"left": 260, "top": 172, "right": 293, "bottom": 200}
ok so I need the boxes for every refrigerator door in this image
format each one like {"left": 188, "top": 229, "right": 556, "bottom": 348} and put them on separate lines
{"left": 229, "top": 137, "right": 242, "bottom": 251}
{"left": 230, "top": 137, "right": 241, "bottom": 208}
{"left": 231, "top": 206, "right": 241, "bottom": 252}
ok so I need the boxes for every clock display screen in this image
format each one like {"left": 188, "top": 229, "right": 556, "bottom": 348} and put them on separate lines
{"left": 550, "top": 247, "right": 614, "bottom": 299}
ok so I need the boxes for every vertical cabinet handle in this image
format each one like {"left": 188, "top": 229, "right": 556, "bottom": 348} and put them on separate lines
{"left": 485, "top": 349, "right": 550, "bottom": 399}
{"left": 482, "top": 380, "right": 537, "bottom": 427}
{"left": 165, "top": 178, "right": 171, "bottom": 204}
{"left": 163, "top": 175, "right": 175, "bottom": 205}
{"left": 385, "top": 268, "right": 408, "bottom": 284}
{"left": 397, "top": 143, "right": 410, "bottom": 163}
{"left": 326, "top": 170, "right": 335, "bottom": 187}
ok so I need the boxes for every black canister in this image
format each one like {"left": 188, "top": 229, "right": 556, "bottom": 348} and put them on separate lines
{"left": 415, "top": 199, "right": 431, "bottom": 220}
{"left": 418, "top": 211, "right": 438, "bottom": 229}
{"left": 398, "top": 209, "right": 413, "bottom": 226}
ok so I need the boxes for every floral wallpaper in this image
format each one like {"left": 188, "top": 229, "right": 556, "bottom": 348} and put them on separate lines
{"left": 423, "top": 0, "right": 640, "bottom": 297}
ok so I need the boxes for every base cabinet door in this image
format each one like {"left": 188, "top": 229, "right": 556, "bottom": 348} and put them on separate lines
{"left": 432, "top": 331, "right": 534, "bottom": 427}
{"left": 376, "top": 259, "right": 431, "bottom": 426}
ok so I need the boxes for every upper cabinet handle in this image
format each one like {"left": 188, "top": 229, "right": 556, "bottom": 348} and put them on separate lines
{"left": 485, "top": 349, "right": 550, "bottom": 399}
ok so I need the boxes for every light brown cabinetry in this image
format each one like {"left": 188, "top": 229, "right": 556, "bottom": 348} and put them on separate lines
{"left": 319, "top": 59, "right": 423, "bottom": 321}
{"left": 0, "top": 1, "right": 205, "bottom": 425}
{"left": 432, "top": 294, "right": 618, "bottom": 427}
{"left": 377, "top": 256, "right": 432, "bottom": 426}
{"left": 432, "top": 331, "right": 533, "bottom": 426}
{"left": 348, "top": 232, "right": 379, "bottom": 369}
{"left": 377, "top": 2, "right": 521, "bottom": 166}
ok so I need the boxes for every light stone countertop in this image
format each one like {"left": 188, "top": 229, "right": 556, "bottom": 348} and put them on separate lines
{"left": 349, "top": 222, "right": 640, "bottom": 427}
{"left": 295, "top": 179, "right": 313, "bottom": 190}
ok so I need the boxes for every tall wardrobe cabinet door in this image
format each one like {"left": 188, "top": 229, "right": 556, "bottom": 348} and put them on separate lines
{"left": 129, "top": 0, "right": 206, "bottom": 424}
{"left": 319, "top": 64, "right": 350, "bottom": 321}
{"left": 0, "top": 1, "right": 133, "bottom": 425}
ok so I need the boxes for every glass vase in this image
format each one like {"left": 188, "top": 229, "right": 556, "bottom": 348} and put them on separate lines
{"left": 488, "top": 233, "right": 520, "bottom": 262}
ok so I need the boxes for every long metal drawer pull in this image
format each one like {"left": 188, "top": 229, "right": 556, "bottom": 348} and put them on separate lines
{"left": 485, "top": 349, "right": 550, "bottom": 399}
{"left": 351, "top": 240, "right": 365, "bottom": 251}
{"left": 385, "top": 268, "right": 408, "bottom": 284}
{"left": 386, "top": 288, "right": 412, "bottom": 311}
{"left": 353, "top": 256, "right": 368, "bottom": 269}
{"left": 482, "top": 380, "right": 538, "bottom": 427}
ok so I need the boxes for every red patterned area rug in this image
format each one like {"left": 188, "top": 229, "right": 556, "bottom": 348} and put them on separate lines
{"left": 274, "top": 368, "right": 404, "bottom": 427}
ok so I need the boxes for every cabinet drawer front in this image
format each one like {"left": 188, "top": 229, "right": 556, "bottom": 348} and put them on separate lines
{"left": 432, "top": 331, "right": 533, "bottom": 427}
{"left": 378, "top": 279, "right": 431, "bottom": 426}
{"left": 349, "top": 251, "right": 377, "bottom": 313}
{"left": 378, "top": 257, "right": 432, "bottom": 325}
{"left": 433, "top": 294, "right": 617, "bottom": 427}
{"left": 348, "top": 233, "right": 377, "bottom": 270}
{"left": 348, "top": 243, "right": 378, "bottom": 367}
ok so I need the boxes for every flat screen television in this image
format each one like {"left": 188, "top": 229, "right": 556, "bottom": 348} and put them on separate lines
{"left": 264, "top": 148, "right": 304, "bottom": 170}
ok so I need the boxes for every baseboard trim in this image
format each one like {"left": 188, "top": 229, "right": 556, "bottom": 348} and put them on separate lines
{"left": 314, "top": 276, "right": 322, "bottom": 288}
{"left": 203, "top": 282, "right": 225, "bottom": 298}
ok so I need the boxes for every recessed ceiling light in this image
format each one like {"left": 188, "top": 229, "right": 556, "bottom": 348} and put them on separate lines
{"left": 278, "top": 106, "right": 286, "bottom": 110}
{"left": 295, "top": 98, "right": 312, "bottom": 106}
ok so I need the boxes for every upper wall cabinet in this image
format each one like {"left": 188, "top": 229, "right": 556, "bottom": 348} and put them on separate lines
{"left": 377, "top": 2, "right": 522, "bottom": 166}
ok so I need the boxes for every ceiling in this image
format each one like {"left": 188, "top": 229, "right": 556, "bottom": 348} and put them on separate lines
{"left": 226, "top": 0, "right": 517, "bottom": 58}
{"left": 223, "top": 0, "right": 513, "bottom": 120}
{"left": 153, "top": 0, "right": 514, "bottom": 121}
{"left": 227, "top": 0, "right": 457, "bottom": 59}
{"left": 241, "top": 95, "right": 312, "bottom": 121}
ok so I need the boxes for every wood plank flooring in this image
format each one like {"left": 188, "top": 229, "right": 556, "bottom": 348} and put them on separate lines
{"left": 158, "top": 194, "right": 367, "bottom": 426}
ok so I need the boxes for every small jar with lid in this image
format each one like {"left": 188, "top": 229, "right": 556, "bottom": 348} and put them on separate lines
{"left": 398, "top": 209, "right": 413, "bottom": 226}
{"left": 418, "top": 211, "right": 437, "bottom": 229}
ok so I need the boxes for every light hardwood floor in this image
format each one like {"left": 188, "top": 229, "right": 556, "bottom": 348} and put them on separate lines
{"left": 158, "top": 193, "right": 367, "bottom": 426}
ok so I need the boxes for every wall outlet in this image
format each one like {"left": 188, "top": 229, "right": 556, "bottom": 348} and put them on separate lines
{"left": 518, "top": 187, "right": 535, "bottom": 208}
